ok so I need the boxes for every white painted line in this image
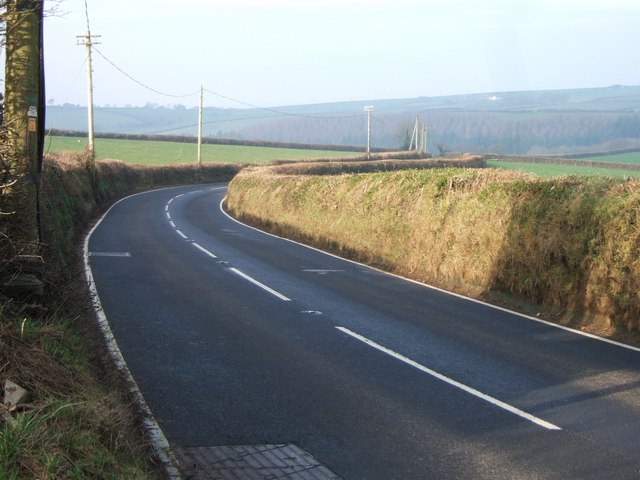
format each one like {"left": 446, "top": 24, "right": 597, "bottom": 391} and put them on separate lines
{"left": 166, "top": 211, "right": 171, "bottom": 219}
{"left": 89, "top": 252, "right": 132, "bottom": 257}
{"left": 84, "top": 188, "right": 187, "bottom": 479}
{"left": 192, "top": 242, "right": 218, "bottom": 259}
{"left": 220, "top": 197, "right": 640, "bottom": 354}
{"left": 176, "top": 229, "right": 188, "bottom": 239}
{"left": 169, "top": 220, "right": 176, "bottom": 229}
{"left": 165, "top": 205, "right": 169, "bottom": 212}
{"left": 303, "top": 269, "right": 344, "bottom": 275}
{"left": 229, "top": 267, "right": 291, "bottom": 302}
{"left": 335, "top": 326, "right": 562, "bottom": 431}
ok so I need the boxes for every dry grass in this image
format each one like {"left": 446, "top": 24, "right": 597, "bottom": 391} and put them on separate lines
{"left": 0, "top": 316, "right": 155, "bottom": 479}
{"left": 227, "top": 162, "right": 640, "bottom": 335}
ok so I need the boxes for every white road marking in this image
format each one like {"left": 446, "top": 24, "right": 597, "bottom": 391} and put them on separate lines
{"left": 84, "top": 187, "right": 189, "bottom": 479}
{"left": 89, "top": 252, "right": 132, "bottom": 257}
{"left": 303, "top": 269, "right": 344, "bottom": 275}
{"left": 165, "top": 211, "right": 171, "bottom": 219}
{"left": 176, "top": 229, "right": 188, "bottom": 239}
{"left": 169, "top": 220, "right": 176, "bottom": 228}
{"left": 192, "top": 242, "right": 218, "bottom": 259}
{"left": 229, "top": 267, "right": 291, "bottom": 302}
{"left": 335, "top": 326, "right": 562, "bottom": 431}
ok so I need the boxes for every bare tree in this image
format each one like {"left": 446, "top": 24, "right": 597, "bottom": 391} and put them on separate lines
{"left": 0, "top": 1, "right": 63, "bottom": 49}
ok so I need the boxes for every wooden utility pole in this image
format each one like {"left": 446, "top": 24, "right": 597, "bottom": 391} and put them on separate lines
{"left": 421, "top": 124, "right": 428, "bottom": 154}
{"left": 76, "top": 0, "right": 99, "bottom": 171}
{"left": 364, "top": 106, "right": 373, "bottom": 158}
{"left": 197, "top": 86, "right": 203, "bottom": 165}
{"left": 409, "top": 115, "right": 428, "bottom": 154}
{"left": 409, "top": 115, "right": 419, "bottom": 152}
{"left": 3, "top": 0, "right": 45, "bottom": 256}
{"left": 76, "top": 32, "right": 100, "bottom": 169}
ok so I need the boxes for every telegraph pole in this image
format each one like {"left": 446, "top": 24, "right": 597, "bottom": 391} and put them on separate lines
{"left": 197, "top": 86, "right": 203, "bottom": 165}
{"left": 364, "top": 106, "right": 373, "bottom": 158}
{"left": 421, "top": 124, "right": 428, "bottom": 154}
{"left": 409, "top": 116, "right": 428, "bottom": 154}
{"left": 76, "top": 32, "right": 100, "bottom": 169}
{"left": 409, "top": 115, "right": 419, "bottom": 151}
{"left": 77, "top": 0, "right": 99, "bottom": 171}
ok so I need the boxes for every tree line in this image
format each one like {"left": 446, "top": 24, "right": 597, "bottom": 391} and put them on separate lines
{"left": 226, "top": 110, "right": 640, "bottom": 155}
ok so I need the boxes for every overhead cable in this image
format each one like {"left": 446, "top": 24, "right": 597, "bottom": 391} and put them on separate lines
{"left": 91, "top": 47, "right": 368, "bottom": 119}
{"left": 93, "top": 47, "right": 200, "bottom": 98}
{"left": 203, "top": 88, "right": 365, "bottom": 119}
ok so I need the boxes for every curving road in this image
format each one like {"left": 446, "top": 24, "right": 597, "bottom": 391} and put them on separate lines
{"left": 87, "top": 184, "right": 640, "bottom": 479}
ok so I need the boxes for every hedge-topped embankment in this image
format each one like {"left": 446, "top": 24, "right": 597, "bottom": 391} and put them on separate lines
{"left": 0, "top": 152, "right": 241, "bottom": 479}
{"left": 41, "top": 153, "right": 242, "bottom": 270}
{"left": 226, "top": 161, "right": 640, "bottom": 334}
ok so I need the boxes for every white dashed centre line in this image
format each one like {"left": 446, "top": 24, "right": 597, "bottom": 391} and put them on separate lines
{"left": 229, "top": 267, "right": 291, "bottom": 302}
{"left": 192, "top": 242, "right": 218, "bottom": 259}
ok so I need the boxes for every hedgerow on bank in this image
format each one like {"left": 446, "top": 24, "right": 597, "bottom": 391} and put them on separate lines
{"left": 226, "top": 161, "right": 640, "bottom": 335}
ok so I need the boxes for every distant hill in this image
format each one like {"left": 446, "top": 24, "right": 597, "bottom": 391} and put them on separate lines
{"left": 47, "top": 85, "right": 640, "bottom": 155}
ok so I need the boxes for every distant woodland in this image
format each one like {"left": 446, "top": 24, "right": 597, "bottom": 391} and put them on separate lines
{"left": 226, "top": 110, "right": 640, "bottom": 155}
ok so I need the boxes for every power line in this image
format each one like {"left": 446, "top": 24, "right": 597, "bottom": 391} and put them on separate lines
{"left": 90, "top": 46, "right": 366, "bottom": 120}
{"left": 93, "top": 47, "right": 200, "bottom": 99}
{"left": 371, "top": 114, "right": 390, "bottom": 125}
{"left": 203, "top": 88, "right": 364, "bottom": 120}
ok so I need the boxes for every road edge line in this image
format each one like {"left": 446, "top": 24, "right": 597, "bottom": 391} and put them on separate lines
{"left": 84, "top": 188, "right": 186, "bottom": 479}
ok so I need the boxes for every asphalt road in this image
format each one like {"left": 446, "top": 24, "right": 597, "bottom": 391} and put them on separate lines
{"left": 87, "top": 184, "right": 640, "bottom": 479}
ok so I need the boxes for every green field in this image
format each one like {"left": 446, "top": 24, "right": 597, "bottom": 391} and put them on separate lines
{"left": 486, "top": 160, "right": 640, "bottom": 178}
{"left": 45, "top": 135, "right": 358, "bottom": 165}
{"left": 580, "top": 151, "right": 640, "bottom": 165}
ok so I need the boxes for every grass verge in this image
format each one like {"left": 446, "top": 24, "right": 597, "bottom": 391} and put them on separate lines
{"left": 0, "top": 318, "right": 154, "bottom": 479}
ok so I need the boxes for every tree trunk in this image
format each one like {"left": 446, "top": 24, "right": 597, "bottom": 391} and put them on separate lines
{"left": 2, "top": 0, "right": 44, "bottom": 262}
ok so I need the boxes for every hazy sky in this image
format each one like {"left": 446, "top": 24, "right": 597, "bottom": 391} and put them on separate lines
{"left": 41, "top": 0, "right": 640, "bottom": 109}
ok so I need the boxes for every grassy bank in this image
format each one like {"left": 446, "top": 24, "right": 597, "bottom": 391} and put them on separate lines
{"left": 1, "top": 152, "right": 241, "bottom": 478}
{"left": 226, "top": 163, "right": 640, "bottom": 335}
